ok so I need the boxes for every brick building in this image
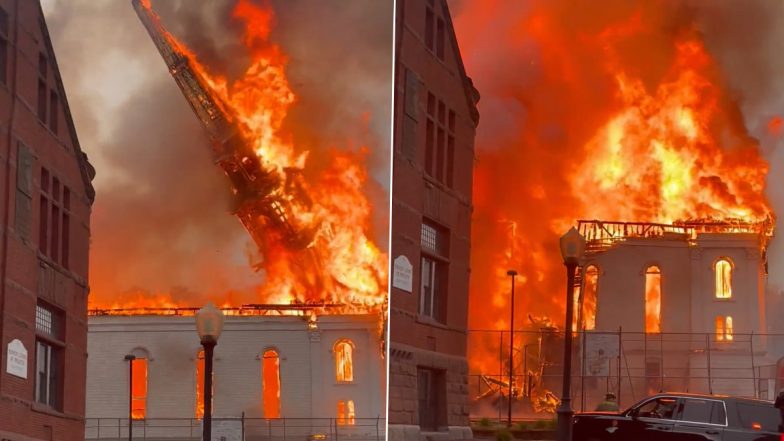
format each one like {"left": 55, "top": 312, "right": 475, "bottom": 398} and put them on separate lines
{"left": 0, "top": 1, "right": 95, "bottom": 440}
{"left": 84, "top": 312, "right": 385, "bottom": 440}
{"left": 389, "top": 0, "right": 479, "bottom": 439}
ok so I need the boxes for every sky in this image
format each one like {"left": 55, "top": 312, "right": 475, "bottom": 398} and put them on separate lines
{"left": 41, "top": 0, "right": 393, "bottom": 306}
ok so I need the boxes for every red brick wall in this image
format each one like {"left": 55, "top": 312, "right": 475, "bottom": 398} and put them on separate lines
{"left": 0, "top": 1, "right": 93, "bottom": 440}
{"left": 390, "top": 0, "right": 477, "bottom": 364}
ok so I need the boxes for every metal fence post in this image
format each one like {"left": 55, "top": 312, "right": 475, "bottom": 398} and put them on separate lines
{"left": 750, "top": 332, "right": 757, "bottom": 398}
{"left": 617, "top": 327, "right": 622, "bottom": 407}
{"left": 581, "top": 331, "right": 586, "bottom": 412}
{"left": 376, "top": 416, "right": 380, "bottom": 441}
{"left": 706, "top": 333, "right": 713, "bottom": 394}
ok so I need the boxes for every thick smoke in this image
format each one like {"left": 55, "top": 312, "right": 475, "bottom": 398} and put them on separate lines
{"left": 449, "top": 0, "right": 784, "bottom": 370}
{"left": 42, "top": 0, "right": 391, "bottom": 307}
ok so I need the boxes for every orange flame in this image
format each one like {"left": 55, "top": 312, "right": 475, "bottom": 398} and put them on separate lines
{"left": 92, "top": 0, "right": 387, "bottom": 314}
{"left": 454, "top": 2, "right": 773, "bottom": 377}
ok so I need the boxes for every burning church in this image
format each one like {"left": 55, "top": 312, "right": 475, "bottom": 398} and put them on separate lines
{"left": 81, "top": 1, "right": 389, "bottom": 438}
{"left": 446, "top": 0, "right": 784, "bottom": 421}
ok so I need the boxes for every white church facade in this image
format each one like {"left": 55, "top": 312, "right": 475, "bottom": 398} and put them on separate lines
{"left": 84, "top": 311, "right": 385, "bottom": 440}
{"left": 575, "top": 220, "right": 783, "bottom": 405}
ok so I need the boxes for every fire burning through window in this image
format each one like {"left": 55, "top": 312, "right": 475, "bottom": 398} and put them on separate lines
{"left": 337, "top": 400, "right": 355, "bottom": 426}
{"left": 581, "top": 265, "right": 599, "bottom": 331}
{"left": 131, "top": 358, "right": 148, "bottom": 420}
{"left": 262, "top": 349, "right": 281, "bottom": 418}
{"left": 715, "top": 259, "right": 732, "bottom": 299}
{"left": 716, "top": 316, "right": 734, "bottom": 341}
{"left": 645, "top": 266, "right": 662, "bottom": 334}
{"left": 334, "top": 340, "right": 354, "bottom": 383}
{"left": 195, "top": 349, "right": 213, "bottom": 419}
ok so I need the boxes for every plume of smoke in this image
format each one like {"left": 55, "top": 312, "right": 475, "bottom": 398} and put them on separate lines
{"left": 43, "top": 0, "right": 391, "bottom": 306}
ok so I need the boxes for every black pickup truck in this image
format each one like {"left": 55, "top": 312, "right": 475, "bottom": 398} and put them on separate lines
{"left": 573, "top": 392, "right": 783, "bottom": 440}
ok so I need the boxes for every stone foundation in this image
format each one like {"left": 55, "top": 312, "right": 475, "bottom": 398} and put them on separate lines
{"left": 389, "top": 343, "right": 472, "bottom": 439}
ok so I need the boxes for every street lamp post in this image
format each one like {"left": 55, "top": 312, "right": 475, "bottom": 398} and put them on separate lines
{"left": 507, "top": 269, "right": 517, "bottom": 428}
{"left": 124, "top": 354, "right": 136, "bottom": 441}
{"left": 196, "top": 303, "right": 225, "bottom": 441}
{"left": 557, "top": 227, "right": 586, "bottom": 441}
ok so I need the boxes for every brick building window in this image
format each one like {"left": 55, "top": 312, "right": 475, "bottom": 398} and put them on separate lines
{"left": 420, "top": 221, "right": 449, "bottom": 323}
{"left": 130, "top": 356, "right": 148, "bottom": 419}
{"left": 38, "top": 53, "right": 48, "bottom": 121}
{"left": 36, "top": 51, "right": 58, "bottom": 133}
{"left": 644, "top": 265, "right": 661, "bottom": 334}
{"left": 716, "top": 316, "right": 733, "bottom": 341}
{"left": 337, "top": 399, "right": 355, "bottom": 425}
{"left": 423, "top": 1, "right": 445, "bottom": 61}
{"left": 0, "top": 6, "right": 8, "bottom": 85}
{"left": 262, "top": 349, "right": 281, "bottom": 418}
{"left": 39, "top": 168, "right": 71, "bottom": 268}
{"left": 35, "top": 301, "right": 64, "bottom": 410}
{"left": 195, "top": 349, "right": 213, "bottom": 419}
{"left": 49, "top": 90, "right": 59, "bottom": 134}
{"left": 334, "top": 340, "right": 354, "bottom": 383}
{"left": 424, "top": 91, "right": 456, "bottom": 188}
{"left": 715, "top": 259, "right": 732, "bottom": 299}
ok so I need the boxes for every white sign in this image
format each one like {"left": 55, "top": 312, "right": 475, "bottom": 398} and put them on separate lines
{"left": 211, "top": 419, "right": 243, "bottom": 441}
{"left": 392, "top": 255, "right": 413, "bottom": 292}
{"left": 6, "top": 339, "right": 28, "bottom": 379}
{"left": 583, "top": 333, "right": 619, "bottom": 377}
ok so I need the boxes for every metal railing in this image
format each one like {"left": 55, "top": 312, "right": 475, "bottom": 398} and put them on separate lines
{"left": 85, "top": 416, "right": 385, "bottom": 441}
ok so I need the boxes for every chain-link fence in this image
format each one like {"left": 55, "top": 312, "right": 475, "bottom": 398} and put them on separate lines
{"left": 85, "top": 416, "right": 385, "bottom": 441}
{"left": 467, "top": 329, "right": 784, "bottom": 420}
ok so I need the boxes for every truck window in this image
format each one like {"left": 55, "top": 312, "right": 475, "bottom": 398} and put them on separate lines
{"left": 679, "top": 399, "right": 725, "bottom": 425}
{"left": 637, "top": 397, "right": 677, "bottom": 419}
{"left": 736, "top": 402, "right": 782, "bottom": 432}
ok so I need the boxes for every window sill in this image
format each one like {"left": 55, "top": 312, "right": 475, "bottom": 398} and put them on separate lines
{"left": 416, "top": 315, "right": 448, "bottom": 329}
{"left": 335, "top": 382, "right": 357, "bottom": 386}
{"left": 31, "top": 402, "right": 76, "bottom": 421}
{"left": 713, "top": 297, "right": 735, "bottom": 302}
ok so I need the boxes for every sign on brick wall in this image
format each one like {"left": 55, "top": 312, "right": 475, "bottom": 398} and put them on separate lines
{"left": 393, "top": 255, "right": 413, "bottom": 292}
{"left": 6, "top": 339, "right": 28, "bottom": 379}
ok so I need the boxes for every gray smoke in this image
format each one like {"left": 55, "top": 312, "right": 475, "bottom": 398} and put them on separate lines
{"left": 42, "top": 0, "right": 391, "bottom": 305}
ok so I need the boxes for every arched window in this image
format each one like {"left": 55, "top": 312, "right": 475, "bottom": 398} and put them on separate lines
{"left": 337, "top": 399, "right": 355, "bottom": 425}
{"left": 129, "top": 349, "right": 149, "bottom": 420}
{"left": 716, "top": 316, "right": 734, "bottom": 341}
{"left": 195, "top": 349, "right": 213, "bottom": 419}
{"left": 334, "top": 340, "right": 354, "bottom": 382}
{"left": 262, "top": 349, "right": 281, "bottom": 418}
{"left": 715, "top": 259, "right": 732, "bottom": 299}
{"left": 645, "top": 266, "right": 662, "bottom": 333}
{"left": 582, "top": 265, "right": 599, "bottom": 330}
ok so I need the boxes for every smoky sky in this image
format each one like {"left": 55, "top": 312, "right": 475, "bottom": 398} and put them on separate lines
{"left": 42, "top": 0, "right": 392, "bottom": 305}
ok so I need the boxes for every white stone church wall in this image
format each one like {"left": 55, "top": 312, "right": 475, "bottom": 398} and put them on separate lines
{"left": 85, "top": 314, "right": 383, "bottom": 424}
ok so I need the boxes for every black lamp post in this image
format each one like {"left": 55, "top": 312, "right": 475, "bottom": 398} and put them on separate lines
{"left": 556, "top": 227, "right": 586, "bottom": 441}
{"left": 124, "top": 354, "right": 136, "bottom": 441}
{"left": 506, "top": 269, "right": 517, "bottom": 427}
{"left": 196, "top": 303, "right": 225, "bottom": 441}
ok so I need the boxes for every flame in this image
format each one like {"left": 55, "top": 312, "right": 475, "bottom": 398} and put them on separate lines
{"left": 92, "top": 0, "right": 387, "bottom": 314}
{"left": 453, "top": 2, "right": 773, "bottom": 387}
